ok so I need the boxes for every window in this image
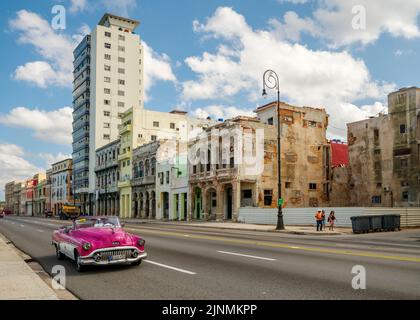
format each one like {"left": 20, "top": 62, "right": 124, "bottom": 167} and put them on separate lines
{"left": 309, "top": 183, "right": 317, "bottom": 190}
{"left": 118, "top": 90, "right": 125, "bottom": 96}
{"left": 104, "top": 65, "right": 111, "bottom": 71}
{"left": 166, "top": 171, "right": 170, "bottom": 184}
{"left": 400, "top": 124, "right": 406, "bottom": 134}
{"left": 401, "top": 180, "right": 409, "bottom": 187}
{"left": 118, "top": 68, "right": 125, "bottom": 74}
{"left": 118, "top": 101, "right": 125, "bottom": 108}
{"left": 285, "top": 182, "right": 292, "bottom": 188}
{"left": 267, "top": 117, "right": 274, "bottom": 125}
{"left": 243, "top": 190, "right": 252, "bottom": 199}
{"left": 151, "top": 135, "right": 157, "bottom": 141}
{"left": 118, "top": 46, "right": 125, "bottom": 52}
{"left": 193, "top": 165, "right": 197, "bottom": 174}
{"left": 118, "top": 35, "right": 125, "bottom": 41}
{"left": 153, "top": 121, "right": 159, "bottom": 128}
{"left": 230, "top": 157, "right": 234, "bottom": 168}
{"left": 103, "top": 134, "right": 110, "bottom": 140}
{"left": 118, "top": 57, "right": 125, "bottom": 63}
{"left": 159, "top": 173, "right": 164, "bottom": 185}
{"left": 104, "top": 123, "right": 110, "bottom": 128}
{"left": 103, "top": 111, "right": 110, "bottom": 116}
{"left": 104, "top": 99, "right": 111, "bottom": 105}
{"left": 105, "top": 31, "right": 111, "bottom": 37}
{"left": 401, "top": 159, "right": 408, "bottom": 168}
{"left": 264, "top": 190, "right": 273, "bottom": 206}
{"left": 104, "top": 76, "right": 111, "bottom": 83}
{"left": 118, "top": 113, "right": 124, "bottom": 118}
{"left": 402, "top": 191, "right": 409, "bottom": 202}
{"left": 104, "top": 54, "right": 111, "bottom": 60}
{"left": 118, "top": 79, "right": 125, "bottom": 85}
{"left": 104, "top": 88, "right": 111, "bottom": 94}
{"left": 376, "top": 182, "right": 382, "bottom": 188}
{"left": 372, "top": 196, "right": 381, "bottom": 204}
{"left": 170, "top": 123, "right": 176, "bottom": 129}
{"left": 309, "top": 121, "right": 317, "bottom": 127}
{"left": 104, "top": 43, "right": 111, "bottom": 49}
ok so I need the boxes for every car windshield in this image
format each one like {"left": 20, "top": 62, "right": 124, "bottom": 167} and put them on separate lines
{"left": 74, "top": 217, "right": 121, "bottom": 229}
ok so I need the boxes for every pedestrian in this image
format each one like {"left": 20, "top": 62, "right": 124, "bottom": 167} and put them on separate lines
{"left": 321, "top": 210, "right": 326, "bottom": 231}
{"left": 328, "top": 211, "right": 336, "bottom": 231}
{"left": 315, "top": 209, "right": 323, "bottom": 231}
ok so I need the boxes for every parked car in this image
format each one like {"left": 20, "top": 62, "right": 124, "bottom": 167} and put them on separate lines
{"left": 51, "top": 216, "right": 147, "bottom": 272}
{"left": 0, "top": 212, "right": 4, "bottom": 219}
{"left": 2, "top": 209, "right": 12, "bottom": 216}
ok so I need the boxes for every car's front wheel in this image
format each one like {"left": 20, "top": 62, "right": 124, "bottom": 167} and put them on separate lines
{"left": 55, "top": 245, "right": 65, "bottom": 260}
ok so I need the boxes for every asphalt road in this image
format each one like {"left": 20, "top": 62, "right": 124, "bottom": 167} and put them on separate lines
{"left": 1, "top": 215, "right": 420, "bottom": 300}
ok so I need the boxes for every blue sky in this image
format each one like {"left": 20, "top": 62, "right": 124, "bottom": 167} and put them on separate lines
{"left": 1, "top": 0, "right": 419, "bottom": 199}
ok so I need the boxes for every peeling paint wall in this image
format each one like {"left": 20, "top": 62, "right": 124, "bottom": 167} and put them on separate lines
{"left": 348, "top": 87, "right": 420, "bottom": 207}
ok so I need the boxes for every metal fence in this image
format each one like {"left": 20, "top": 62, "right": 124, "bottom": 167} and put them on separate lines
{"left": 238, "top": 207, "right": 420, "bottom": 227}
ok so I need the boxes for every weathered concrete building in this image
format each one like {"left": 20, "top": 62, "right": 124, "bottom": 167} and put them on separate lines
{"left": 188, "top": 100, "right": 331, "bottom": 222}
{"left": 255, "top": 101, "right": 332, "bottom": 208}
{"left": 4, "top": 182, "right": 14, "bottom": 213}
{"left": 95, "top": 139, "right": 120, "bottom": 215}
{"left": 348, "top": 87, "right": 420, "bottom": 207}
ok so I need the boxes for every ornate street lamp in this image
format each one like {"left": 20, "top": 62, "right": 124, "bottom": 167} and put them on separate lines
{"left": 262, "top": 70, "right": 285, "bottom": 230}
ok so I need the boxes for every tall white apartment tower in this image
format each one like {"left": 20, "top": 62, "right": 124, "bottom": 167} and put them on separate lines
{"left": 72, "top": 13, "right": 144, "bottom": 214}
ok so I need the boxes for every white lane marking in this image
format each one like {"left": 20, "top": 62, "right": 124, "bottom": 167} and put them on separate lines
{"left": 217, "top": 250, "right": 277, "bottom": 261}
{"left": 36, "top": 229, "right": 44, "bottom": 233}
{"left": 184, "top": 234, "right": 190, "bottom": 237}
{"left": 144, "top": 260, "right": 196, "bottom": 275}
{"left": 11, "top": 222, "right": 15, "bottom": 225}
{"left": 20, "top": 224, "right": 25, "bottom": 227}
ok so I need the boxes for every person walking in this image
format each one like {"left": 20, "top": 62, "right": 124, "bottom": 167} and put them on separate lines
{"left": 328, "top": 211, "right": 336, "bottom": 231}
{"left": 315, "top": 209, "right": 323, "bottom": 231}
{"left": 321, "top": 210, "right": 326, "bottom": 231}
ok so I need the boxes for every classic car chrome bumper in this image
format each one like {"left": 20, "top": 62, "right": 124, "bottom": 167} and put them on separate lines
{"left": 79, "top": 246, "right": 147, "bottom": 266}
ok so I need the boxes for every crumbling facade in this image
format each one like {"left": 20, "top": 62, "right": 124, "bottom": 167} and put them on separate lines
{"left": 348, "top": 87, "right": 420, "bottom": 207}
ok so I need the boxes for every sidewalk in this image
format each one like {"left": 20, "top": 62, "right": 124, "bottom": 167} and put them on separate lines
{"left": 0, "top": 234, "right": 59, "bottom": 300}
{"left": 121, "top": 219, "right": 352, "bottom": 235}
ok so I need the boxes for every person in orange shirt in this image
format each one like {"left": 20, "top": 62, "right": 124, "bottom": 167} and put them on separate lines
{"left": 315, "top": 209, "right": 323, "bottom": 231}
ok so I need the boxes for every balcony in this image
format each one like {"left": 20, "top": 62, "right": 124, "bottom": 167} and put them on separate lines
{"left": 132, "top": 175, "right": 155, "bottom": 186}
{"left": 94, "top": 159, "right": 118, "bottom": 172}
{"left": 119, "top": 123, "right": 132, "bottom": 135}
{"left": 118, "top": 179, "right": 131, "bottom": 189}
{"left": 118, "top": 150, "right": 131, "bottom": 161}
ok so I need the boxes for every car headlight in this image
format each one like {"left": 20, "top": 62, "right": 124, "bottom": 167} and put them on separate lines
{"left": 82, "top": 242, "right": 91, "bottom": 251}
{"left": 137, "top": 239, "right": 145, "bottom": 247}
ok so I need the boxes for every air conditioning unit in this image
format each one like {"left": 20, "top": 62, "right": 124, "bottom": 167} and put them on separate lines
{"left": 383, "top": 186, "right": 390, "bottom": 192}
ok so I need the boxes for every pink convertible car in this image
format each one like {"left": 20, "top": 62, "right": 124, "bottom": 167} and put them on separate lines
{"left": 52, "top": 216, "right": 147, "bottom": 272}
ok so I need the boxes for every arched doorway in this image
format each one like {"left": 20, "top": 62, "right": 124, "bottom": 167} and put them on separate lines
{"left": 133, "top": 193, "right": 138, "bottom": 218}
{"left": 145, "top": 192, "right": 150, "bottom": 218}
{"left": 151, "top": 191, "right": 156, "bottom": 218}
{"left": 224, "top": 184, "right": 233, "bottom": 220}
{"left": 139, "top": 193, "right": 144, "bottom": 218}
{"left": 194, "top": 187, "right": 202, "bottom": 220}
{"left": 206, "top": 188, "right": 217, "bottom": 220}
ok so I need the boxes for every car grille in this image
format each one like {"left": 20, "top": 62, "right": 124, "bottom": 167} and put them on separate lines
{"left": 98, "top": 249, "right": 132, "bottom": 261}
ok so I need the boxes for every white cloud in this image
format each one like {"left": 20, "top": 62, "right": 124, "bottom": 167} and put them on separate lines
{"left": 192, "top": 105, "right": 255, "bottom": 120}
{"left": 278, "top": 0, "right": 309, "bottom": 4}
{"left": 38, "top": 152, "right": 71, "bottom": 167}
{"left": 69, "top": 0, "right": 88, "bottom": 13}
{"left": 69, "top": 0, "right": 137, "bottom": 16}
{"left": 0, "top": 107, "right": 73, "bottom": 145}
{"left": 142, "top": 41, "right": 177, "bottom": 101}
{"left": 0, "top": 143, "right": 42, "bottom": 200}
{"left": 182, "top": 7, "right": 396, "bottom": 139}
{"left": 9, "top": 10, "right": 88, "bottom": 88}
{"left": 274, "top": 0, "right": 420, "bottom": 47}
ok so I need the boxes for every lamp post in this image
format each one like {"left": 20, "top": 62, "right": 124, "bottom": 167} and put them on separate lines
{"left": 262, "top": 70, "right": 285, "bottom": 230}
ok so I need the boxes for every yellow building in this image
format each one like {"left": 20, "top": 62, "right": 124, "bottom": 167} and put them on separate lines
{"left": 118, "top": 109, "right": 134, "bottom": 218}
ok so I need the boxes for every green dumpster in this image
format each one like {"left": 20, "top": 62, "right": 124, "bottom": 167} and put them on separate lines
{"left": 368, "top": 215, "right": 383, "bottom": 231}
{"left": 382, "top": 214, "right": 401, "bottom": 231}
{"left": 350, "top": 216, "right": 371, "bottom": 233}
